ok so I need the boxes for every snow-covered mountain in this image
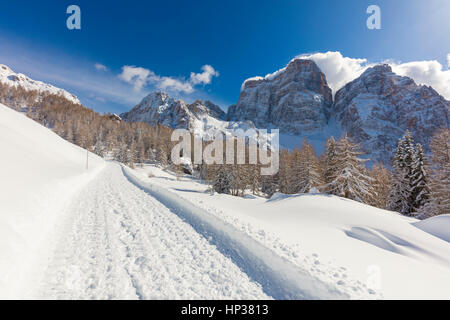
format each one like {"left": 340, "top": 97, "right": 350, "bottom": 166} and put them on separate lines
{"left": 227, "top": 60, "right": 449, "bottom": 162}
{"left": 0, "top": 64, "right": 80, "bottom": 105}
{"left": 120, "top": 91, "right": 225, "bottom": 128}
{"left": 121, "top": 59, "right": 449, "bottom": 164}
{"left": 120, "top": 91, "right": 257, "bottom": 140}
{"left": 227, "top": 58, "right": 333, "bottom": 135}
{"left": 333, "top": 64, "right": 450, "bottom": 163}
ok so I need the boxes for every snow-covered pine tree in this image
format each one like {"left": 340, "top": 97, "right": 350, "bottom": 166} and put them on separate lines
{"left": 325, "top": 134, "right": 374, "bottom": 203}
{"left": 156, "top": 144, "right": 168, "bottom": 167}
{"left": 410, "top": 143, "right": 430, "bottom": 212}
{"left": 323, "top": 136, "right": 338, "bottom": 187}
{"left": 387, "top": 137, "right": 408, "bottom": 212}
{"left": 213, "top": 165, "right": 232, "bottom": 194}
{"left": 387, "top": 131, "right": 417, "bottom": 215}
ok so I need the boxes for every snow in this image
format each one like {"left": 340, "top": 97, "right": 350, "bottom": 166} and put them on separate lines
{"left": 2, "top": 101, "right": 450, "bottom": 300}
{"left": 240, "top": 56, "right": 311, "bottom": 92}
{"left": 33, "top": 164, "right": 268, "bottom": 299}
{"left": 0, "top": 104, "right": 268, "bottom": 299}
{"left": 134, "top": 164, "right": 450, "bottom": 299}
{"left": 0, "top": 64, "right": 80, "bottom": 105}
{"left": 0, "top": 104, "right": 104, "bottom": 298}
{"left": 123, "top": 166, "right": 346, "bottom": 299}
{"left": 413, "top": 215, "right": 450, "bottom": 243}
{"left": 279, "top": 116, "right": 342, "bottom": 153}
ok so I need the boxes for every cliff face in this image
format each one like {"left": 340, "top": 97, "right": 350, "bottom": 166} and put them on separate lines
{"left": 333, "top": 64, "right": 449, "bottom": 163}
{"left": 228, "top": 59, "right": 333, "bottom": 135}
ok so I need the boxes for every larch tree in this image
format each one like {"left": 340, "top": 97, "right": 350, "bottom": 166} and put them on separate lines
{"left": 297, "top": 138, "right": 323, "bottom": 193}
{"left": 370, "top": 162, "right": 391, "bottom": 209}
{"left": 420, "top": 128, "right": 450, "bottom": 217}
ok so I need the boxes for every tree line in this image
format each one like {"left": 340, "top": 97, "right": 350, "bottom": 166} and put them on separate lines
{"left": 1, "top": 83, "right": 448, "bottom": 218}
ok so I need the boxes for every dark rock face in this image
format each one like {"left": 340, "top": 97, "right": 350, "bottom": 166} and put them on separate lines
{"left": 333, "top": 64, "right": 450, "bottom": 163}
{"left": 227, "top": 59, "right": 333, "bottom": 135}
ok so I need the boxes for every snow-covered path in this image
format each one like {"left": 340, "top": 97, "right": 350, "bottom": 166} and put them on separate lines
{"left": 34, "top": 164, "right": 269, "bottom": 299}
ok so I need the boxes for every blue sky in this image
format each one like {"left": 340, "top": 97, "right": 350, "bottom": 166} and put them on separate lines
{"left": 0, "top": 0, "right": 449, "bottom": 114}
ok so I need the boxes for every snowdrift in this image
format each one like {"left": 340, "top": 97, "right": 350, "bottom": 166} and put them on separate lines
{"left": 0, "top": 104, "right": 104, "bottom": 298}
{"left": 413, "top": 215, "right": 450, "bottom": 243}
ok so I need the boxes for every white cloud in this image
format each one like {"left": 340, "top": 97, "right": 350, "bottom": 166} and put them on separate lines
{"left": 156, "top": 76, "right": 193, "bottom": 93}
{"left": 299, "top": 51, "right": 374, "bottom": 93}
{"left": 119, "top": 64, "right": 218, "bottom": 94}
{"left": 119, "top": 66, "right": 151, "bottom": 91}
{"left": 447, "top": 53, "right": 450, "bottom": 68}
{"left": 297, "top": 51, "right": 450, "bottom": 99}
{"left": 190, "top": 65, "right": 219, "bottom": 85}
{"left": 94, "top": 63, "right": 108, "bottom": 71}
{"left": 391, "top": 60, "right": 450, "bottom": 99}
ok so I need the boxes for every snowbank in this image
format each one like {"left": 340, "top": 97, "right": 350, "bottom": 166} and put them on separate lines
{"left": 0, "top": 104, "right": 104, "bottom": 298}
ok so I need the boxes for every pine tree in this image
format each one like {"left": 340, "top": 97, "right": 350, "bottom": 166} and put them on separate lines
{"left": 213, "top": 165, "right": 232, "bottom": 194}
{"left": 410, "top": 143, "right": 430, "bottom": 212}
{"left": 156, "top": 144, "right": 168, "bottom": 167}
{"left": 387, "top": 131, "right": 418, "bottom": 215}
{"left": 387, "top": 137, "right": 410, "bottom": 213}
{"left": 261, "top": 173, "right": 278, "bottom": 197}
{"left": 323, "top": 136, "right": 338, "bottom": 186}
{"left": 325, "top": 134, "right": 374, "bottom": 202}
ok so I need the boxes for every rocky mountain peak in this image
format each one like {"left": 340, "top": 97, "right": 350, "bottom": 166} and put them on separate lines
{"left": 228, "top": 59, "right": 333, "bottom": 135}
{"left": 120, "top": 91, "right": 228, "bottom": 131}
{"left": 333, "top": 63, "right": 449, "bottom": 163}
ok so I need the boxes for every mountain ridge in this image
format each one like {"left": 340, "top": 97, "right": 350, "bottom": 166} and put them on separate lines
{"left": 0, "top": 64, "right": 81, "bottom": 105}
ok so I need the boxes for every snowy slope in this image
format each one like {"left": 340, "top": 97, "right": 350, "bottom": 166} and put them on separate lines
{"left": 0, "top": 104, "right": 104, "bottom": 298}
{"left": 134, "top": 165, "right": 450, "bottom": 299}
{"left": 0, "top": 64, "right": 80, "bottom": 105}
